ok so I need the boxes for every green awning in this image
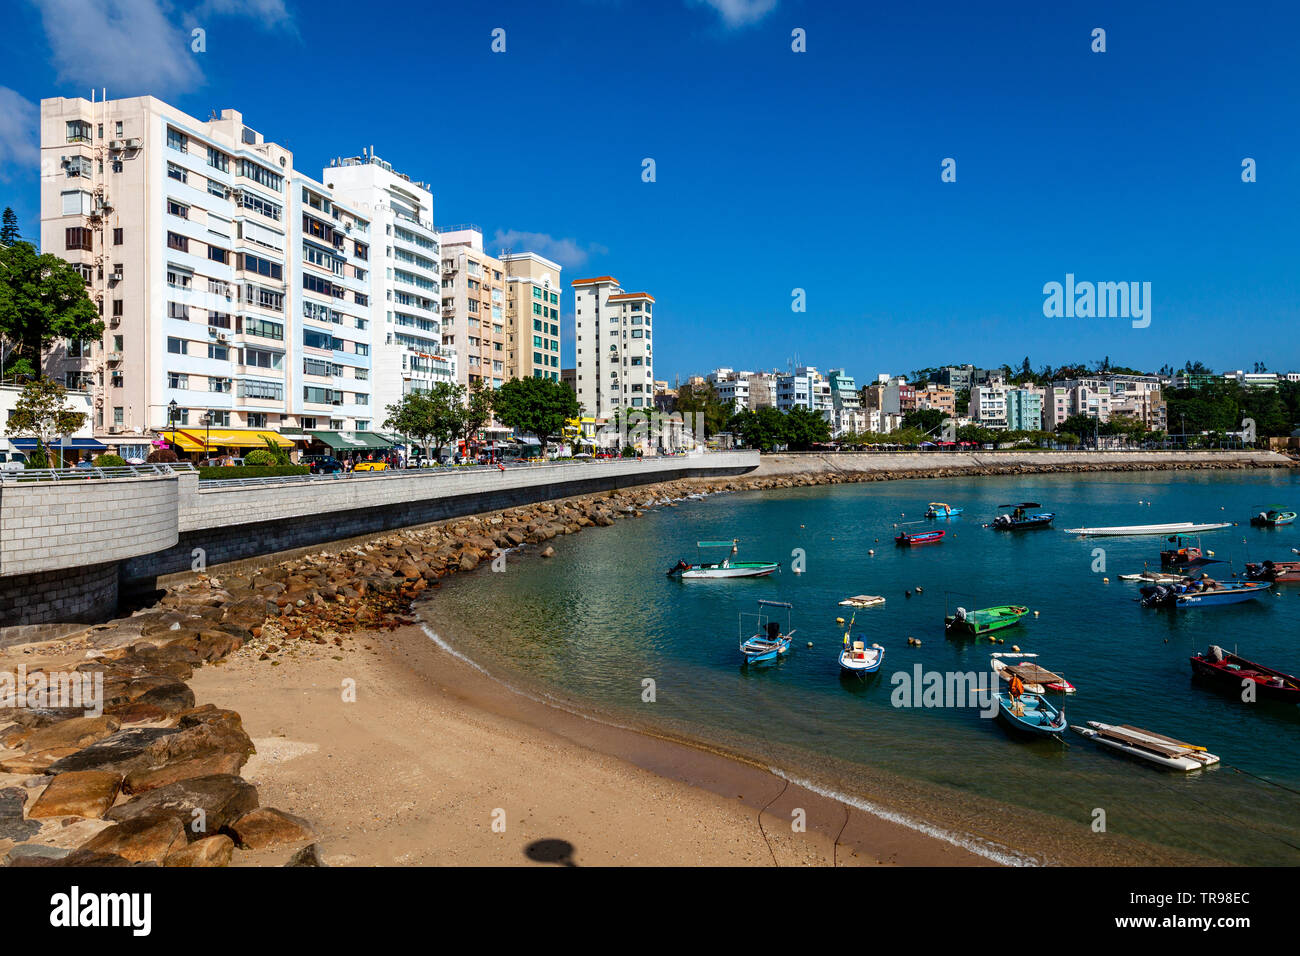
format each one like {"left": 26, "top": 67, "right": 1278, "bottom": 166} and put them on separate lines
{"left": 306, "top": 430, "right": 395, "bottom": 451}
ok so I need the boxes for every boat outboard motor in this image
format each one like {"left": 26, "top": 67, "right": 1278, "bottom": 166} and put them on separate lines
{"left": 1208, "top": 644, "right": 1225, "bottom": 662}
{"left": 666, "top": 559, "right": 690, "bottom": 576}
{"left": 955, "top": 607, "right": 967, "bottom": 621}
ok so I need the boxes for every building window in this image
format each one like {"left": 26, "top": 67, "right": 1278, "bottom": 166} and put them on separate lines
{"left": 206, "top": 146, "right": 229, "bottom": 172}
{"left": 167, "top": 231, "right": 188, "bottom": 252}
{"left": 112, "top": 227, "right": 123, "bottom": 245}
{"left": 166, "top": 127, "right": 188, "bottom": 152}
{"left": 208, "top": 344, "right": 229, "bottom": 361}
{"left": 168, "top": 199, "right": 189, "bottom": 219}
{"left": 112, "top": 299, "right": 124, "bottom": 317}
{"left": 169, "top": 372, "right": 189, "bottom": 389}
{"left": 66, "top": 120, "right": 92, "bottom": 144}
{"left": 209, "top": 246, "right": 229, "bottom": 264}
{"left": 167, "top": 337, "right": 186, "bottom": 354}
{"left": 167, "top": 302, "right": 189, "bottom": 319}
{"left": 167, "top": 162, "right": 187, "bottom": 183}
{"left": 248, "top": 413, "right": 267, "bottom": 428}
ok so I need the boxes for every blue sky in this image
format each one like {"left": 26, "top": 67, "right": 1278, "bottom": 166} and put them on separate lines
{"left": 2, "top": 0, "right": 1297, "bottom": 382}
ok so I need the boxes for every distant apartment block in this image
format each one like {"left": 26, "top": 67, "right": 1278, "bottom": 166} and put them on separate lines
{"left": 40, "top": 96, "right": 374, "bottom": 438}
{"left": 572, "top": 275, "right": 655, "bottom": 417}
{"left": 827, "top": 369, "right": 866, "bottom": 436}
{"left": 439, "top": 226, "right": 505, "bottom": 389}
{"left": 501, "top": 252, "right": 563, "bottom": 382}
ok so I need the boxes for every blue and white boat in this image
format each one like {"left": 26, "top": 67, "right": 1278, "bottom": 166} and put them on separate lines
{"left": 739, "top": 599, "right": 795, "bottom": 665}
{"left": 1140, "top": 579, "right": 1271, "bottom": 608}
{"left": 995, "top": 690, "right": 1067, "bottom": 738}
{"left": 839, "top": 635, "right": 885, "bottom": 677}
{"left": 925, "top": 502, "right": 963, "bottom": 518}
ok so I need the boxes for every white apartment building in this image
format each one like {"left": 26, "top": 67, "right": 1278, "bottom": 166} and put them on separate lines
{"left": 39, "top": 96, "right": 374, "bottom": 440}
{"left": 974, "top": 385, "right": 1044, "bottom": 431}
{"left": 826, "top": 369, "right": 865, "bottom": 437}
{"left": 776, "top": 366, "right": 831, "bottom": 418}
{"left": 1047, "top": 380, "right": 1112, "bottom": 428}
{"left": 325, "top": 152, "right": 453, "bottom": 418}
{"left": 439, "top": 227, "right": 505, "bottom": 389}
{"left": 572, "top": 276, "right": 655, "bottom": 417}
{"left": 706, "top": 368, "right": 751, "bottom": 413}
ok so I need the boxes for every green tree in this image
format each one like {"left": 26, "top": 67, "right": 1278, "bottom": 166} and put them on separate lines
{"left": 1057, "top": 413, "right": 1101, "bottom": 444}
{"left": 493, "top": 376, "right": 581, "bottom": 456}
{"left": 449, "top": 379, "right": 494, "bottom": 456}
{"left": 5, "top": 377, "right": 87, "bottom": 468}
{"left": 783, "top": 405, "right": 832, "bottom": 449}
{"left": 384, "top": 390, "right": 454, "bottom": 460}
{"left": 0, "top": 235, "right": 104, "bottom": 379}
{"left": 729, "top": 407, "right": 786, "bottom": 451}
{"left": 0, "top": 208, "right": 19, "bottom": 246}
{"left": 901, "top": 408, "right": 946, "bottom": 435}
{"left": 674, "top": 381, "right": 731, "bottom": 437}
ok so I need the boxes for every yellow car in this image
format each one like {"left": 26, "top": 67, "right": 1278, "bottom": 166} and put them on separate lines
{"left": 352, "top": 461, "right": 387, "bottom": 472}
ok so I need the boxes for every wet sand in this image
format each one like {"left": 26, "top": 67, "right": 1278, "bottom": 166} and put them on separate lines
{"left": 188, "top": 624, "right": 994, "bottom": 866}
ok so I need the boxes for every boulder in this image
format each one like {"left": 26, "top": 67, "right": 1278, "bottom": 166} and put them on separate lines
{"left": 164, "top": 833, "right": 234, "bottom": 867}
{"left": 77, "top": 811, "right": 188, "bottom": 863}
{"left": 16, "top": 715, "right": 120, "bottom": 754}
{"left": 284, "top": 843, "right": 326, "bottom": 867}
{"left": 123, "top": 752, "right": 245, "bottom": 795}
{"left": 44, "top": 727, "right": 182, "bottom": 775}
{"left": 28, "top": 770, "right": 123, "bottom": 819}
{"left": 104, "top": 774, "right": 258, "bottom": 841}
{"left": 0, "top": 786, "right": 40, "bottom": 841}
{"left": 229, "top": 807, "right": 315, "bottom": 849}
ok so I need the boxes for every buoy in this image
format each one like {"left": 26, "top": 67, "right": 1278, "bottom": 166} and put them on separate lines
{"left": 1011, "top": 645, "right": 1020, "bottom": 652}
{"left": 914, "top": 639, "right": 922, "bottom": 647}
{"left": 1103, "top": 576, "right": 1109, "bottom": 583}
{"left": 800, "top": 524, "right": 805, "bottom": 529}
{"left": 905, "top": 590, "right": 912, "bottom": 598}
{"left": 916, "top": 586, "right": 923, "bottom": 593}
{"left": 1033, "top": 610, "right": 1040, "bottom": 618}
{"left": 836, "top": 617, "right": 845, "bottom": 625}
{"left": 807, "top": 641, "right": 814, "bottom": 647}
{"left": 868, "top": 549, "right": 875, "bottom": 556}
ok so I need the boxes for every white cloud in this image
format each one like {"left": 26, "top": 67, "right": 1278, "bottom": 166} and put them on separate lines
{"left": 490, "top": 229, "right": 608, "bottom": 271}
{"left": 32, "top": 0, "right": 202, "bottom": 93}
{"left": 689, "top": 0, "right": 779, "bottom": 28}
{"left": 0, "top": 88, "right": 39, "bottom": 179}
{"left": 30, "top": 0, "right": 296, "bottom": 95}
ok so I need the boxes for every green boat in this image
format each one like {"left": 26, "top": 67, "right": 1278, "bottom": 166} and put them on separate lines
{"left": 944, "top": 604, "right": 1029, "bottom": 637}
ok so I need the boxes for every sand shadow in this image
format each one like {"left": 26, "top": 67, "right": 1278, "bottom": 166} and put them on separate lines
{"left": 524, "top": 838, "right": 578, "bottom": 866}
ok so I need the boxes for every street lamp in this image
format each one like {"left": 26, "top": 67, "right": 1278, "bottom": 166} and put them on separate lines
{"left": 167, "top": 399, "right": 178, "bottom": 451}
{"left": 199, "top": 412, "right": 211, "bottom": 462}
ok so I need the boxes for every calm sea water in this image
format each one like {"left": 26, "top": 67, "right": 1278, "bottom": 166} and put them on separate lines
{"left": 421, "top": 471, "right": 1300, "bottom": 865}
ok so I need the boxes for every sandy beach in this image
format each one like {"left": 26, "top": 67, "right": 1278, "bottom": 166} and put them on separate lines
{"left": 188, "top": 622, "right": 994, "bottom": 867}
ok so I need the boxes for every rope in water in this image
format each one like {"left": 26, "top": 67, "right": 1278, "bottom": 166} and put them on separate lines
{"left": 756, "top": 777, "right": 790, "bottom": 867}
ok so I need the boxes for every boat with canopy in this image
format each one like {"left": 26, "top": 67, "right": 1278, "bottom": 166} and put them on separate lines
{"left": 990, "top": 652, "right": 1075, "bottom": 693}
{"left": 838, "top": 612, "right": 884, "bottom": 677}
{"left": 667, "top": 540, "right": 779, "bottom": 579}
{"left": 991, "top": 503, "right": 1055, "bottom": 530}
{"left": 1250, "top": 507, "right": 1297, "bottom": 527}
{"left": 739, "top": 600, "right": 795, "bottom": 664}
{"left": 925, "top": 502, "right": 963, "bottom": 518}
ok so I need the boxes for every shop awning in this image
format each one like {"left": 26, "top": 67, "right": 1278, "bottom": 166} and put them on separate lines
{"left": 157, "top": 429, "right": 293, "bottom": 452}
{"left": 306, "top": 430, "right": 395, "bottom": 451}
{"left": 11, "top": 437, "right": 108, "bottom": 451}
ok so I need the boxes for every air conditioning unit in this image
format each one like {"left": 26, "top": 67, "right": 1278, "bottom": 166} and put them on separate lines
{"left": 60, "top": 156, "right": 71, "bottom": 166}
{"left": 217, "top": 333, "right": 230, "bottom": 343}
{"left": 109, "top": 272, "right": 123, "bottom": 282}
{"left": 108, "top": 425, "right": 122, "bottom": 434}
{"left": 108, "top": 140, "right": 122, "bottom": 150}
{"left": 124, "top": 138, "right": 141, "bottom": 149}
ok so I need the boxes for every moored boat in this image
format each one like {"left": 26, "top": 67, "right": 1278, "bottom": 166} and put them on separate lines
{"left": 1250, "top": 508, "right": 1297, "bottom": 527}
{"left": 1244, "top": 559, "right": 1300, "bottom": 583}
{"left": 667, "top": 539, "right": 779, "bottom": 579}
{"left": 991, "top": 503, "right": 1055, "bottom": 530}
{"left": 839, "top": 636, "right": 885, "bottom": 677}
{"left": 1190, "top": 645, "right": 1300, "bottom": 704}
{"left": 1160, "top": 535, "right": 1222, "bottom": 568}
{"left": 738, "top": 599, "right": 795, "bottom": 665}
{"left": 838, "top": 594, "right": 886, "bottom": 608}
{"left": 995, "top": 690, "right": 1067, "bottom": 738}
{"left": 895, "top": 529, "right": 945, "bottom": 546}
{"left": 1065, "top": 521, "right": 1232, "bottom": 536}
{"left": 1118, "top": 569, "right": 1188, "bottom": 584}
{"left": 1070, "top": 722, "right": 1220, "bottom": 772}
{"left": 925, "top": 502, "right": 963, "bottom": 518}
{"left": 1140, "top": 578, "right": 1270, "bottom": 608}
{"left": 945, "top": 604, "right": 1028, "bottom": 636}
{"left": 990, "top": 652, "right": 1075, "bottom": 693}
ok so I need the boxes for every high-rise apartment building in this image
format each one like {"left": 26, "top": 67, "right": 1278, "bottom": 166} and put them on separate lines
{"left": 572, "top": 276, "right": 655, "bottom": 417}
{"left": 325, "top": 152, "right": 453, "bottom": 418}
{"left": 439, "top": 227, "right": 505, "bottom": 389}
{"left": 501, "top": 252, "right": 562, "bottom": 382}
{"left": 40, "top": 96, "right": 374, "bottom": 439}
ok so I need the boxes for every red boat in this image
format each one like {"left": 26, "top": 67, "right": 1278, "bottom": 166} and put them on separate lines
{"left": 1190, "top": 646, "right": 1300, "bottom": 704}
{"left": 1244, "top": 560, "right": 1300, "bottom": 583}
{"left": 896, "top": 529, "right": 945, "bottom": 546}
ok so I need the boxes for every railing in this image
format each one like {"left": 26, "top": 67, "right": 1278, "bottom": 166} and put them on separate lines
{"left": 196, "top": 452, "right": 735, "bottom": 489}
{"left": 762, "top": 444, "right": 1271, "bottom": 455}
{"left": 0, "top": 463, "right": 196, "bottom": 483}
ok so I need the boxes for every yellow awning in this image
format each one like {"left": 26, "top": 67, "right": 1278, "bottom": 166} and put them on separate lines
{"left": 159, "top": 429, "right": 293, "bottom": 451}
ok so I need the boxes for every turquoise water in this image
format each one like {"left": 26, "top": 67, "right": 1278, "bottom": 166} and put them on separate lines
{"left": 422, "top": 471, "right": 1300, "bottom": 865}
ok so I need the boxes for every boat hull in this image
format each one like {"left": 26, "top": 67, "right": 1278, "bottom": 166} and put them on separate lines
{"left": 839, "top": 644, "right": 884, "bottom": 676}
{"left": 896, "top": 530, "right": 945, "bottom": 546}
{"left": 677, "top": 562, "right": 779, "bottom": 579}
{"left": 992, "top": 515, "right": 1054, "bottom": 530}
{"left": 1073, "top": 722, "right": 1220, "bottom": 772}
{"left": 995, "top": 692, "right": 1066, "bottom": 737}
{"left": 1190, "top": 652, "right": 1300, "bottom": 703}
{"left": 1175, "top": 583, "right": 1269, "bottom": 607}
{"left": 1245, "top": 561, "right": 1300, "bottom": 583}
{"left": 945, "top": 605, "right": 1027, "bottom": 636}
{"left": 741, "top": 636, "right": 791, "bottom": 664}
{"left": 1065, "top": 522, "right": 1232, "bottom": 536}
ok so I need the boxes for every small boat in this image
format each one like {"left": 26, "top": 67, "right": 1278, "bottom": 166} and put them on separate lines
{"left": 991, "top": 503, "right": 1055, "bottom": 530}
{"left": 925, "top": 502, "right": 963, "bottom": 518}
{"left": 1190, "top": 645, "right": 1300, "bottom": 704}
{"left": 1070, "top": 722, "right": 1220, "bottom": 772}
{"left": 1064, "top": 521, "right": 1232, "bottom": 536}
{"left": 738, "top": 599, "right": 795, "bottom": 665}
{"left": 895, "top": 529, "right": 945, "bottom": 546}
{"left": 1118, "top": 569, "right": 1188, "bottom": 584}
{"left": 945, "top": 604, "right": 1028, "bottom": 636}
{"left": 1140, "top": 579, "right": 1270, "bottom": 608}
{"left": 839, "top": 636, "right": 885, "bottom": 677}
{"left": 668, "top": 540, "right": 779, "bottom": 579}
{"left": 1244, "top": 559, "right": 1300, "bottom": 583}
{"left": 1250, "top": 508, "right": 1297, "bottom": 527}
{"left": 838, "top": 594, "right": 886, "bottom": 608}
{"left": 990, "top": 652, "right": 1075, "bottom": 694}
{"left": 1160, "top": 535, "right": 1222, "bottom": 568}
{"left": 995, "top": 690, "right": 1066, "bottom": 738}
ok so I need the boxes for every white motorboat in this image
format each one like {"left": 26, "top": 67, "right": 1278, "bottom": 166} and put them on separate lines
{"left": 1064, "top": 522, "right": 1232, "bottom": 536}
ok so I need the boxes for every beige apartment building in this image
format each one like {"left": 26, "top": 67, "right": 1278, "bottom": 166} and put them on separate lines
{"left": 439, "top": 226, "right": 505, "bottom": 389}
{"left": 572, "top": 275, "right": 655, "bottom": 417}
{"left": 39, "top": 95, "right": 375, "bottom": 449}
{"left": 501, "top": 252, "right": 562, "bottom": 382}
